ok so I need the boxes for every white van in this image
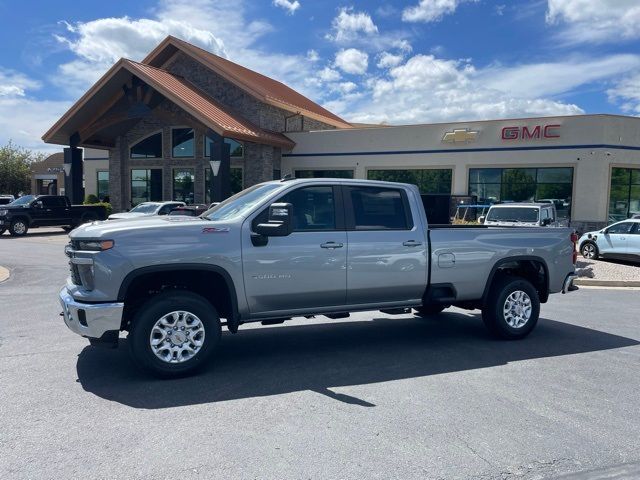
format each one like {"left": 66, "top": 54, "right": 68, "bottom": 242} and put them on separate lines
{"left": 481, "top": 203, "right": 558, "bottom": 227}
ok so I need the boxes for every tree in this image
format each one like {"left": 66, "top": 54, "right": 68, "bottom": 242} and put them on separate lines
{"left": 0, "top": 141, "right": 45, "bottom": 196}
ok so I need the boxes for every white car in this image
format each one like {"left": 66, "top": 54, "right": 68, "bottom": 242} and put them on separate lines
{"left": 579, "top": 219, "right": 640, "bottom": 262}
{"left": 108, "top": 201, "right": 185, "bottom": 220}
{"left": 481, "top": 203, "right": 559, "bottom": 227}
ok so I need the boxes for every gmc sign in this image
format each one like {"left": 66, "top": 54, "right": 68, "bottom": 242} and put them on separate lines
{"left": 501, "top": 124, "right": 561, "bottom": 140}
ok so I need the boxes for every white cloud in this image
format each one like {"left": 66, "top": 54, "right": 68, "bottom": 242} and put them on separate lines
{"left": 608, "top": 72, "right": 640, "bottom": 114}
{"left": 0, "top": 70, "right": 41, "bottom": 97}
{"left": 334, "top": 48, "right": 369, "bottom": 75}
{"left": 318, "top": 67, "right": 341, "bottom": 82}
{"left": 480, "top": 54, "right": 640, "bottom": 98}
{"left": 377, "top": 52, "right": 404, "bottom": 69}
{"left": 334, "top": 54, "right": 593, "bottom": 125}
{"left": 306, "top": 49, "right": 320, "bottom": 62}
{"left": 327, "top": 7, "right": 378, "bottom": 43}
{"left": 546, "top": 0, "right": 640, "bottom": 44}
{"left": 272, "top": 0, "right": 300, "bottom": 15}
{"left": 402, "top": 0, "right": 477, "bottom": 23}
{"left": 0, "top": 97, "right": 71, "bottom": 152}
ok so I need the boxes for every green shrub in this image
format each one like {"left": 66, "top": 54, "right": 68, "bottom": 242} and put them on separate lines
{"left": 93, "top": 202, "right": 112, "bottom": 216}
{"left": 84, "top": 194, "right": 99, "bottom": 204}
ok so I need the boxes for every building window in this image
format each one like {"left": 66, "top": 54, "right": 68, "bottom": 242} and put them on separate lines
{"left": 172, "top": 128, "right": 194, "bottom": 158}
{"left": 173, "top": 168, "right": 195, "bottom": 204}
{"left": 204, "top": 136, "right": 244, "bottom": 158}
{"left": 130, "top": 132, "right": 162, "bottom": 158}
{"left": 131, "top": 169, "right": 162, "bottom": 206}
{"left": 97, "top": 171, "right": 109, "bottom": 201}
{"left": 205, "top": 167, "right": 243, "bottom": 203}
{"left": 367, "top": 169, "right": 452, "bottom": 194}
{"left": 294, "top": 170, "right": 354, "bottom": 179}
{"left": 609, "top": 167, "right": 640, "bottom": 222}
{"left": 469, "top": 167, "right": 573, "bottom": 220}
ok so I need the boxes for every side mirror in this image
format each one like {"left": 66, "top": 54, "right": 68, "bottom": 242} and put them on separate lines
{"left": 603, "top": 228, "right": 609, "bottom": 235}
{"left": 541, "top": 218, "right": 550, "bottom": 226}
{"left": 255, "top": 203, "right": 293, "bottom": 237}
{"left": 478, "top": 215, "right": 485, "bottom": 224}
{"left": 34, "top": 201, "right": 43, "bottom": 209}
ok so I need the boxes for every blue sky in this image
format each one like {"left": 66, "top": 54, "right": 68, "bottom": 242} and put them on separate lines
{"left": 1, "top": 0, "right": 640, "bottom": 151}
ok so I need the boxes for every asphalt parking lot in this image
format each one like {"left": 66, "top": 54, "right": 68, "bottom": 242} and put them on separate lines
{"left": 1, "top": 229, "right": 640, "bottom": 479}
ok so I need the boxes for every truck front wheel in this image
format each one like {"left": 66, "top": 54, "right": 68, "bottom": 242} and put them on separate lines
{"left": 128, "top": 291, "right": 221, "bottom": 378}
{"left": 9, "top": 219, "right": 28, "bottom": 236}
{"left": 482, "top": 275, "right": 540, "bottom": 340}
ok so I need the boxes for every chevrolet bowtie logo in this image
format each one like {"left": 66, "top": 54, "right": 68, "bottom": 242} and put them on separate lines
{"left": 442, "top": 128, "right": 479, "bottom": 143}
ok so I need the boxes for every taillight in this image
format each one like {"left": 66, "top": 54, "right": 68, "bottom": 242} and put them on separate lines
{"left": 570, "top": 232, "right": 578, "bottom": 264}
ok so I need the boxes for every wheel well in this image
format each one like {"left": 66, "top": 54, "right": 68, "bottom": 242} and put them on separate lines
{"left": 121, "top": 269, "right": 234, "bottom": 330}
{"left": 10, "top": 215, "right": 29, "bottom": 225}
{"left": 487, "top": 259, "right": 549, "bottom": 303}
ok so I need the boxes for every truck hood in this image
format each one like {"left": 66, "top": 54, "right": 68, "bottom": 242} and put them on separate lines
{"left": 69, "top": 215, "right": 216, "bottom": 239}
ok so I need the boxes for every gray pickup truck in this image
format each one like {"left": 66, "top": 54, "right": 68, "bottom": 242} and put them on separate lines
{"left": 60, "top": 179, "right": 579, "bottom": 377}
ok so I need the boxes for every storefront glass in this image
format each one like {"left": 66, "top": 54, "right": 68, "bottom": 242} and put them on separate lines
{"left": 131, "top": 169, "right": 162, "bottom": 206}
{"left": 367, "top": 169, "right": 452, "bottom": 194}
{"left": 173, "top": 169, "right": 195, "bottom": 204}
{"left": 97, "top": 171, "right": 109, "bottom": 201}
{"left": 609, "top": 167, "right": 640, "bottom": 221}
{"left": 205, "top": 167, "right": 243, "bottom": 204}
{"left": 469, "top": 167, "right": 573, "bottom": 220}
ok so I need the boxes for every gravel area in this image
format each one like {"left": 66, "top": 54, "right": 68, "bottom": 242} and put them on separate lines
{"left": 576, "top": 257, "right": 640, "bottom": 281}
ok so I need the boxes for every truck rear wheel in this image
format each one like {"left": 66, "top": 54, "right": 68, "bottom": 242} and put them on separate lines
{"left": 128, "top": 291, "right": 221, "bottom": 378}
{"left": 482, "top": 275, "right": 539, "bottom": 340}
{"left": 9, "top": 219, "right": 28, "bottom": 236}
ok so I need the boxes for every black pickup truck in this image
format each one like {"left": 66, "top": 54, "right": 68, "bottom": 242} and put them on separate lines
{"left": 0, "top": 195, "right": 107, "bottom": 236}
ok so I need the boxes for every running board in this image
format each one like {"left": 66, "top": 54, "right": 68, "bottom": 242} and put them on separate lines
{"left": 379, "top": 308, "right": 413, "bottom": 315}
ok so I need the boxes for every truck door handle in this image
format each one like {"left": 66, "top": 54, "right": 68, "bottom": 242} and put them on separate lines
{"left": 403, "top": 240, "right": 422, "bottom": 247}
{"left": 320, "top": 242, "right": 343, "bottom": 249}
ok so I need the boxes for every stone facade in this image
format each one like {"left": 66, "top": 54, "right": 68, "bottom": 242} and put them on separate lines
{"left": 106, "top": 51, "right": 336, "bottom": 212}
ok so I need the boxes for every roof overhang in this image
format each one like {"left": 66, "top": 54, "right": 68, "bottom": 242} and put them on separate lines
{"left": 143, "top": 36, "right": 353, "bottom": 130}
{"left": 42, "top": 59, "right": 295, "bottom": 149}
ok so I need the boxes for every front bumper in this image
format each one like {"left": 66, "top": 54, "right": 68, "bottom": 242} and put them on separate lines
{"left": 562, "top": 273, "right": 579, "bottom": 294}
{"left": 59, "top": 287, "right": 124, "bottom": 338}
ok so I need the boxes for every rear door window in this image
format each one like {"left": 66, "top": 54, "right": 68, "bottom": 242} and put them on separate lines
{"left": 347, "top": 186, "right": 411, "bottom": 230}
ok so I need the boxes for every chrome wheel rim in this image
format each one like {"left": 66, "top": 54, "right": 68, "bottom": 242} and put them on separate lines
{"left": 503, "top": 290, "right": 532, "bottom": 329}
{"left": 149, "top": 310, "right": 205, "bottom": 364}
{"left": 13, "top": 222, "right": 26, "bottom": 234}
{"left": 582, "top": 244, "right": 596, "bottom": 259}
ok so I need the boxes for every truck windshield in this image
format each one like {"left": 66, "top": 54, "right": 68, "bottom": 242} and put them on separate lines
{"left": 130, "top": 203, "right": 160, "bottom": 213}
{"left": 9, "top": 195, "right": 35, "bottom": 206}
{"left": 203, "top": 183, "right": 283, "bottom": 222}
{"left": 487, "top": 207, "right": 539, "bottom": 223}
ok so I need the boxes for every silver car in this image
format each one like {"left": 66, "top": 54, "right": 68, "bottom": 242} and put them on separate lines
{"left": 579, "top": 219, "right": 640, "bottom": 261}
{"left": 108, "top": 201, "right": 185, "bottom": 220}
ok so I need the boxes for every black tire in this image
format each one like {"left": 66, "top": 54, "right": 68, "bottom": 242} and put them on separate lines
{"left": 482, "top": 275, "right": 540, "bottom": 340}
{"left": 128, "top": 291, "right": 221, "bottom": 378}
{"left": 414, "top": 304, "right": 447, "bottom": 316}
{"left": 0, "top": 227, "right": 6, "bottom": 235}
{"left": 9, "top": 218, "right": 29, "bottom": 236}
{"left": 580, "top": 241, "right": 598, "bottom": 260}
{"left": 62, "top": 226, "right": 73, "bottom": 232}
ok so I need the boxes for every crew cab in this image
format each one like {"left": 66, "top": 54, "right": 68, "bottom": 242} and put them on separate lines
{"left": 0, "top": 195, "right": 106, "bottom": 236}
{"left": 59, "top": 179, "right": 578, "bottom": 377}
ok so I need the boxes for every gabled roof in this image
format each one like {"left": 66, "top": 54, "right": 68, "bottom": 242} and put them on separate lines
{"left": 143, "top": 36, "right": 352, "bottom": 129}
{"left": 42, "top": 58, "right": 295, "bottom": 149}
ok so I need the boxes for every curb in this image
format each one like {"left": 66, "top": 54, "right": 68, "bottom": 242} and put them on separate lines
{"left": 0, "top": 266, "right": 10, "bottom": 283}
{"left": 574, "top": 278, "right": 640, "bottom": 287}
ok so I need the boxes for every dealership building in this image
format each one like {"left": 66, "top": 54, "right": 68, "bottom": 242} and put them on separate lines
{"left": 43, "top": 36, "right": 640, "bottom": 231}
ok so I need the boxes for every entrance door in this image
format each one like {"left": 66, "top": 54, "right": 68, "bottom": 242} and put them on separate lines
{"left": 243, "top": 185, "right": 347, "bottom": 316}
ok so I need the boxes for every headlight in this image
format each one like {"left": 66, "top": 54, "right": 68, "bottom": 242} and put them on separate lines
{"left": 0, "top": 209, "right": 7, "bottom": 216}
{"left": 77, "top": 239, "right": 115, "bottom": 251}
